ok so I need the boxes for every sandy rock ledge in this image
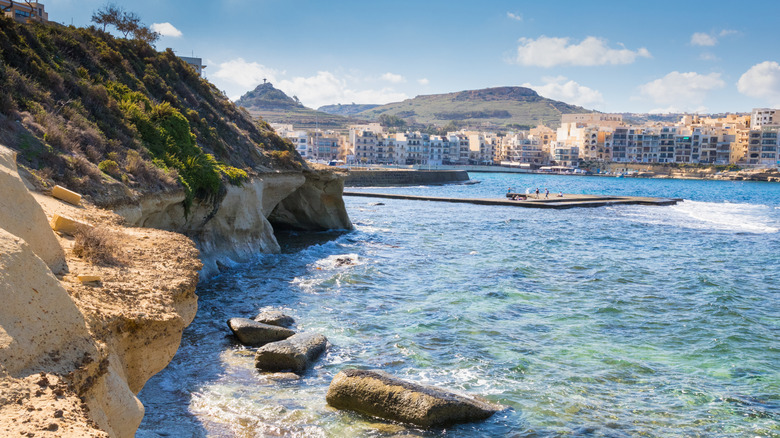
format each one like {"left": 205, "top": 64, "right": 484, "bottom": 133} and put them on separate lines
{"left": 0, "top": 145, "right": 201, "bottom": 438}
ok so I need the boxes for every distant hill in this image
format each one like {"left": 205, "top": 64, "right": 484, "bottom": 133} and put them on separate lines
{"left": 355, "top": 86, "right": 593, "bottom": 129}
{"left": 236, "top": 84, "right": 595, "bottom": 131}
{"left": 318, "top": 103, "right": 380, "bottom": 116}
{"left": 235, "top": 82, "right": 304, "bottom": 110}
{"left": 236, "top": 82, "right": 360, "bottom": 129}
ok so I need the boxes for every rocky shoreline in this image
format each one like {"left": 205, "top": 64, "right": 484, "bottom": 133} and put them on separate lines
{"left": 0, "top": 144, "right": 352, "bottom": 437}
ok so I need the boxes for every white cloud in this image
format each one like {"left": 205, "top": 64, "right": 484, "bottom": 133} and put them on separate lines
{"left": 277, "top": 71, "right": 408, "bottom": 108}
{"left": 639, "top": 71, "right": 725, "bottom": 111}
{"left": 417, "top": 78, "right": 430, "bottom": 85}
{"left": 691, "top": 32, "right": 717, "bottom": 46}
{"left": 514, "top": 36, "right": 650, "bottom": 67}
{"left": 150, "top": 22, "right": 182, "bottom": 38}
{"left": 522, "top": 76, "right": 603, "bottom": 108}
{"left": 737, "top": 61, "right": 780, "bottom": 105}
{"left": 719, "top": 29, "right": 738, "bottom": 37}
{"left": 698, "top": 52, "right": 720, "bottom": 62}
{"left": 212, "top": 58, "right": 280, "bottom": 95}
{"left": 212, "top": 59, "right": 408, "bottom": 107}
{"left": 380, "top": 72, "right": 406, "bottom": 83}
{"left": 507, "top": 12, "right": 522, "bottom": 21}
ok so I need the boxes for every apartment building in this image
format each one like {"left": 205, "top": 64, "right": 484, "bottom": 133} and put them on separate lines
{"left": 1, "top": 0, "right": 48, "bottom": 23}
{"left": 501, "top": 132, "right": 545, "bottom": 164}
{"left": 447, "top": 133, "right": 471, "bottom": 165}
{"left": 310, "top": 131, "right": 340, "bottom": 161}
{"left": 282, "top": 108, "right": 778, "bottom": 168}
{"left": 751, "top": 108, "right": 780, "bottom": 129}
{"left": 351, "top": 129, "right": 379, "bottom": 163}
{"left": 465, "top": 132, "right": 495, "bottom": 165}
{"left": 550, "top": 142, "right": 579, "bottom": 166}
{"left": 270, "top": 124, "right": 310, "bottom": 158}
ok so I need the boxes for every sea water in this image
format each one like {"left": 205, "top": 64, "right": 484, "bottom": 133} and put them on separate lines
{"left": 138, "top": 173, "right": 780, "bottom": 437}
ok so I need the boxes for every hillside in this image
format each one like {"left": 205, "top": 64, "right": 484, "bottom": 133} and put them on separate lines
{"left": 318, "top": 103, "right": 380, "bottom": 116}
{"left": 355, "top": 86, "right": 593, "bottom": 129}
{"left": 0, "top": 17, "right": 301, "bottom": 209}
{"left": 236, "top": 82, "right": 360, "bottom": 130}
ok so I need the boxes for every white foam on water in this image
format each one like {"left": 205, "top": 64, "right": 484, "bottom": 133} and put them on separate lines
{"left": 616, "top": 200, "right": 779, "bottom": 234}
{"left": 671, "top": 200, "right": 779, "bottom": 233}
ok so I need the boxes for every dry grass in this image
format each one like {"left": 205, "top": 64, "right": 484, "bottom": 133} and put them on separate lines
{"left": 72, "top": 226, "right": 123, "bottom": 266}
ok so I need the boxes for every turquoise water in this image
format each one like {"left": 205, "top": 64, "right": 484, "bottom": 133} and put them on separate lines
{"left": 139, "top": 173, "right": 780, "bottom": 437}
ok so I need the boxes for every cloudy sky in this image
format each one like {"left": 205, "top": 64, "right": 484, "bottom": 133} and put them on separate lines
{"left": 48, "top": 0, "right": 780, "bottom": 114}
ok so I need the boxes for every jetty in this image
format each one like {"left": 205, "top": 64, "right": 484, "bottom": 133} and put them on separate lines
{"left": 343, "top": 192, "right": 681, "bottom": 209}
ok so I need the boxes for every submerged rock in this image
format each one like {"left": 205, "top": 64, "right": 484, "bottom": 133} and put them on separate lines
{"left": 326, "top": 369, "right": 503, "bottom": 427}
{"left": 227, "top": 318, "right": 295, "bottom": 346}
{"left": 254, "top": 332, "right": 328, "bottom": 373}
{"left": 254, "top": 310, "right": 295, "bottom": 328}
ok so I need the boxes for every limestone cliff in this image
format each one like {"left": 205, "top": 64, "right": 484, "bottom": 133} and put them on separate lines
{"left": 269, "top": 170, "right": 353, "bottom": 231}
{"left": 115, "top": 170, "right": 352, "bottom": 279}
{"left": 0, "top": 146, "right": 200, "bottom": 437}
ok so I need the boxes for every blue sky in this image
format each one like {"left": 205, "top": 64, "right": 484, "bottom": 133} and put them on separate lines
{"left": 47, "top": 0, "right": 780, "bottom": 114}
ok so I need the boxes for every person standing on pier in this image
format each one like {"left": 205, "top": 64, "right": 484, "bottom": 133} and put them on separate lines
{"left": 545, "top": 188, "right": 549, "bottom": 199}
{"left": 535, "top": 188, "right": 540, "bottom": 199}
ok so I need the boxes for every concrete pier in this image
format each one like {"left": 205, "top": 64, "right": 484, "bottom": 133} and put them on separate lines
{"left": 343, "top": 192, "right": 681, "bottom": 209}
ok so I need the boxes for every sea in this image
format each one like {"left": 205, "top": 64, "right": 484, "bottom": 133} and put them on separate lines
{"left": 137, "top": 172, "right": 780, "bottom": 438}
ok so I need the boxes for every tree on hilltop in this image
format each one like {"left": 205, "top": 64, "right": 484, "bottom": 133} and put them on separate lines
{"left": 91, "top": 4, "right": 159, "bottom": 45}
{"left": 91, "top": 3, "right": 122, "bottom": 32}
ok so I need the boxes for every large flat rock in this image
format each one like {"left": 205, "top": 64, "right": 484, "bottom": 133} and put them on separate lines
{"left": 254, "top": 332, "right": 327, "bottom": 373}
{"left": 227, "top": 318, "right": 295, "bottom": 346}
{"left": 326, "top": 369, "right": 504, "bottom": 427}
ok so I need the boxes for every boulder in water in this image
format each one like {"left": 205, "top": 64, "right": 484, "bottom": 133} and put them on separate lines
{"left": 254, "top": 332, "right": 328, "bottom": 373}
{"left": 254, "top": 310, "right": 295, "bottom": 328}
{"left": 326, "top": 369, "right": 503, "bottom": 427}
{"left": 227, "top": 317, "right": 295, "bottom": 346}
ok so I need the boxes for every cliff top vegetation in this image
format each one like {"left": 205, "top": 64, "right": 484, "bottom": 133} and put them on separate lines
{"left": 0, "top": 14, "right": 304, "bottom": 209}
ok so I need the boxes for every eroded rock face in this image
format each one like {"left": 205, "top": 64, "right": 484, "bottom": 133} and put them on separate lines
{"left": 114, "top": 173, "right": 307, "bottom": 279}
{"left": 269, "top": 170, "right": 353, "bottom": 231}
{"left": 227, "top": 318, "right": 295, "bottom": 346}
{"left": 254, "top": 310, "right": 295, "bottom": 328}
{"left": 254, "top": 332, "right": 328, "bottom": 373}
{"left": 0, "top": 145, "right": 66, "bottom": 274}
{"left": 326, "top": 369, "right": 504, "bottom": 427}
{"left": 1, "top": 147, "right": 201, "bottom": 438}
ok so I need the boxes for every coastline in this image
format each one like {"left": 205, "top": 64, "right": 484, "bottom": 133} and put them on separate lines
{"left": 346, "top": 165, "right": 780, "bottom": 183}
{"left": 0, "top": 145, "right": 353, "bottom": 437}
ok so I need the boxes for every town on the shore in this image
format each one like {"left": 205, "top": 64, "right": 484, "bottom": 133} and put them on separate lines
{"left": 272, "top": 108, "right": 780, "bottom": 170}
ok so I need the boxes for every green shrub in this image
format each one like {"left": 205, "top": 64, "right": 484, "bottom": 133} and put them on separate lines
{"left": 98, "top": 159, "right": 119, "bottom": 175}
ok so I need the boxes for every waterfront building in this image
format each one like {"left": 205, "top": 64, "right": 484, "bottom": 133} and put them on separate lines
{"left": 500, "top": 132, "right": 545, "bottom": 165}
{"left": 446, "top": 133, "right": 470, "bottom": 165}
{"left": 351, "top": 129, "right": 379, "bottom": 164}
{"left": 557, "top": 122, "right": 614, "bottom": 163}
{"left": 465, "top": 132, "right": 495, "bottom": 165}
{"left": 550, "top": 142, "right": 579, "bottom": 166}
{"left": 270, "top": 124, "right": 310, "bottom": 159}
{"left": 428, "top": 135, "right": 446, "bottom": 166}
{"left": 751, "top": 108, "right": 780, "bottom": 129}
{"left": 394, "top": 132, "right": 424, "bottom": 165}
{"left": 310, "top": 130, "right": 340, "bottom": 161}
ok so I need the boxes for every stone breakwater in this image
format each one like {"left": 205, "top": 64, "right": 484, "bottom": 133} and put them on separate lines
{"left": 343, "top": 169, "right": 469, "bottom": 187}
